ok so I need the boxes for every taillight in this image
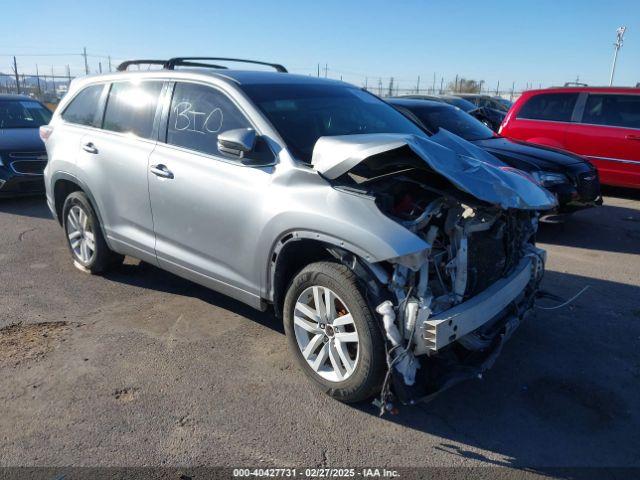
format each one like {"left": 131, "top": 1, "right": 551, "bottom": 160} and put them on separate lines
{"left": 39, "top": 125, "right": 53, "bottom": 142}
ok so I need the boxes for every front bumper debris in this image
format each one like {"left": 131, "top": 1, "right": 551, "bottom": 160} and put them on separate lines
{"left": 414, "top": 256, "right": 536, "bottom": 355}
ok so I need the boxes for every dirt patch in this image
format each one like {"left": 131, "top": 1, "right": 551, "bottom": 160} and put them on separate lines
{"left": 0, "top": 322, "right": 71, "bottom": 367}
{"left": 113, "top": 387, "right": 139, "bottom": 403}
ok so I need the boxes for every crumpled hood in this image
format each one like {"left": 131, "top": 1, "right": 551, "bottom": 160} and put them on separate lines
{"left": 311, "top": 131, "right": 557, "bottom": 211}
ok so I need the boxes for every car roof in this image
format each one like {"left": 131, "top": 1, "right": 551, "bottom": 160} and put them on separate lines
{"left": 0, "top": 94, "right": 35, "bottom": 101}
{"left": 76, "top": 68, "right": 350, "bottom": 88}
{"left": 524, "top": 86, "right": 640, "bottom": 95}
{"left": 387, "top": 97, "right": 450, "bottom": 108}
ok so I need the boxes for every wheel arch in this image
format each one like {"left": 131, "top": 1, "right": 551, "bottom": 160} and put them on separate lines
{"left": 267, "top": 231, "right": 391, "bottom": 319}
{"left": 52, "top": 172, "right": 110, "bottom": 244}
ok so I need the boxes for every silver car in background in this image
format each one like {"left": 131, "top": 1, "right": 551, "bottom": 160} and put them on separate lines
{"left": 41, "top": 58, "right": 556, "bottom": 408}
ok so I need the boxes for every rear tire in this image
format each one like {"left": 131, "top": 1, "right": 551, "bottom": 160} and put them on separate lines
{"left": 62, "top": 191, "right": 123, "bottom": 274}
{"left": 283, "top": 261, "right": 385, "bottom": 403}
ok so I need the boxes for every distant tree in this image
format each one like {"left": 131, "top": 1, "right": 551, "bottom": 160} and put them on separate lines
{"left": 448, "top": 78, "right": 482, "bottom": 93}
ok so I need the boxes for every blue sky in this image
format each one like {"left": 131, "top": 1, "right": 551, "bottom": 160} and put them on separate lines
{"left": 1, "top": 0, "right": 638, "bottom": 91}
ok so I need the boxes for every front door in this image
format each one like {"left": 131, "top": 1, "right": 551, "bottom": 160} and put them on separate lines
{"left": 148, "top": 82, "right": 275, "bottom": 306}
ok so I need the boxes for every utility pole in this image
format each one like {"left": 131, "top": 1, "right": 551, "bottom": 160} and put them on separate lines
{"left": 416, "top": 75, "right": 420, "bottom": 94}
{"left": 324, "top": 63, "right": 328, "bottom": 78}
{"left": 432, "top": 73, "right": 436, "bottom": 94}
{"left": 609, "top": 26, "right": 626, "bottom": 86}
{"left": 83, "top": 47, "right": 89, "bottom": 75}
{"left": 439, "top": 77, "right": 443, "bottom": 94}
{"left": 66, "top": 65, "right": 71, "bottom": 86}
{"left": 108, "top": 56, "right": 112, "bottom": 72}
{"left": 510, "top": 81, "right": 515, "bottom": 101}
{"left": 365, "top": 77, "right": 368, "bottom": 90}
{"left": 35, "top": 64, "right": 42, "bottom": 95}
{"left": 378, "top": 78, "right": 382, "bottom": 96}
{"left": 12, "top": 56, "right": 20, "bottom": 94}
{"left": 99, "top": 62, "right": 102, "bottom": 74}
{"left": 317, "top": 63, "right": 320, "bottom": 77}
{"left": 388, "top": 77, "right": 394, "bottom": 97}
{"left": 496, "top": 80, "right": 500, "bottom": 96}
{"left": 454, "top": 74, "right": 459, "bottom": 93}
{"left": 51, "top": 65, "right": 55, "bottom": 93}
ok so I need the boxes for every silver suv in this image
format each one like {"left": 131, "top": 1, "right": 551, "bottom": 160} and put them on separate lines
{"left": 42, "top": 58, "right": 556, "bottom": 407}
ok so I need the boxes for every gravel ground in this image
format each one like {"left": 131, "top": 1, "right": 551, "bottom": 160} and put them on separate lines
{"left": 0, "top": 190, "right": 639, "bottom": 474}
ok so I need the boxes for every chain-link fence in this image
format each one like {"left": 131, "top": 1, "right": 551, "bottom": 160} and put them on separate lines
{"left": 1, "top": 53, "right": 534, "bottom": 108}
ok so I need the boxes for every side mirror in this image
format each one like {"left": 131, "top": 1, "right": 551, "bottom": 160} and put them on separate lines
{"left": 217, "top": 128, "right": 257, "bottom": 158}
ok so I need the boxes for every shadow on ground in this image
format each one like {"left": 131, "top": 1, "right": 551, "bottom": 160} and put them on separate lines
{"left": 103, "top": 261, "right": 284, "bottom": 335}
{"left": 538, "top": 202, "right": 640, "bottom": 255}
{"left": 357, "top": 268, "right": 640, "bottom": 471}
{"left": 0, "top": 195, "right": 51, "bottom": 220}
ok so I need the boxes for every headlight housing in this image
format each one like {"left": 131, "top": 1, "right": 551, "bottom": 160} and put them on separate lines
{"left": 532, "top": 171, "right": 568, "bottom": 187}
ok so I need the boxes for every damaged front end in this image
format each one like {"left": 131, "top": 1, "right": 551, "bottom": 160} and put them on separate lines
{"left": 313, "top": 133, "right": 555, "bottom": 410}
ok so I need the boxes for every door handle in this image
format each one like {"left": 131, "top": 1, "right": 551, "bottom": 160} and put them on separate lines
{"left": 625, "top": 134, "right": 640, "bottom": 141}
{"left": 150, "top": 164, "right": 174, "bottom": 179}
{"left": 82, "top": 142, "right": 98, "bottom": 154}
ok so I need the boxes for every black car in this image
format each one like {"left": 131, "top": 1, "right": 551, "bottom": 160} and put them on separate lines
{"left": 0, "top": 95, "right": 52, "bottom": 198}
{"left": 388, "top": 98, "right": 602, "bottom": 220}
{"left": 399, "top": 94, "right": 505, "bottom": 131}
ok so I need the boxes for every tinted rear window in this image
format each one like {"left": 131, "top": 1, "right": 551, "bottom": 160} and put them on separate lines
{"left": 582, "top": 94, "right": 640, "bottom": 129}
{"left": 61, "top": 84, "right": 105, "bottom": 127}
{"left": 102, "top": 81, "right": 164, "bottom": 139}
{"left": 517, "top": 93, "right": 578, "bottom": 122}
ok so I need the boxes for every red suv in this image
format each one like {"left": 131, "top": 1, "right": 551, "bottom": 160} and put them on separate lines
{"left": 500, "top": 87, "right": 640, "bottom": 188}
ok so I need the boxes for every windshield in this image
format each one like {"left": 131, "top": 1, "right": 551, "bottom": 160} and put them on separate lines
{"left": 240, "top": 84, "right": 425, "bottom": 163}
{"left": 405, "top": 104, "right": 495, "bottom": 141}
{"left": 0, "top": 100, "right": 52, "bottom": 129}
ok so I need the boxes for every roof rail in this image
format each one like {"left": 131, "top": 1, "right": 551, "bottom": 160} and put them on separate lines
{"left": 164, "top": 57, "right": 287, "bottom": 73}
{"left": 116, "top": 60, "right": 167, "bottom": 72}
{"left": 563, "top": 82, "right": 588, "bottom": 87}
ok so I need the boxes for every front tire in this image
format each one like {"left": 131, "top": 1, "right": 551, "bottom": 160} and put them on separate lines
{"left": 283, "top": 261, "right": 385, "bottom": 403}
{"left": 62, "top": 191, "right": 123, "bottom": 273}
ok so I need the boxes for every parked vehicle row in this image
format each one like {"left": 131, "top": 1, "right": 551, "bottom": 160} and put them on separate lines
{"left": 39, "top": 57, "right": 556, "bottom": 409}
{"left": 388, "top": 97, "right": 602, "bottom": 220}
{"left": 400, "top": 94, "right": 507, "bottom": 131}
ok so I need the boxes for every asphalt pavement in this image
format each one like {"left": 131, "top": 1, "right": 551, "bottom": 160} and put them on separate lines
{"left": 1, "top": 190, "right": 639, "bottom": 474}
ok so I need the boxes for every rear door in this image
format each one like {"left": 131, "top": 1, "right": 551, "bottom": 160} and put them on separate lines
{"left": 565, "top": 92, "right": 640, "bottom": 188}
{"left": 505, "top": 92, "right": 579, "bottom": 149}
{"left": 54, "top": 83, "right": 107, "bottom": 179}
{"left": 77, "top": 80, "right": 165, "bottom": 262}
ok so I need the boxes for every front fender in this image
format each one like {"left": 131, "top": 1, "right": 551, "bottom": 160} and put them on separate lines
{"left": 256, "top": 184, "right": 429, "bottom": 300}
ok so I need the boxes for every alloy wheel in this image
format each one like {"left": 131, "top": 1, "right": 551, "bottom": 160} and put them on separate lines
{"left": 293, "top": 286, "right": 359, "bottom": 382}
{"left": 66, "top": 205, "right": 96, "bottom": 264}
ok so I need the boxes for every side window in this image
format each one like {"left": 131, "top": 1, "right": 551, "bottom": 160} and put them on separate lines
{"left": 61, "top": 84, "right": 105, "bottom": 127}
{"left": 167, "top": 82, "right": 251, "bottom": 156}
{"left": 517, "top": 93, "right": 578, "bottom": 122}
{"left": 102, "top": 81, "right": 164, "bottom": 139}
{"left": 582, "top": 94, "right": 640, "bottom": 129}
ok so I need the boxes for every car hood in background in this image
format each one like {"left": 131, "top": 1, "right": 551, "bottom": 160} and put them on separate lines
{"left": 473, "top": 137, "right": 586, "bottom": 172}
{"left": 311, "top": 130, "right": 557, "bottom": 211}
{"left": 0, "top": 128, "right": 45, "bottom": 152}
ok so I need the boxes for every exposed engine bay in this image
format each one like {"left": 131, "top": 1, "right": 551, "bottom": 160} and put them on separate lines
{"left": 328, "top": 149, "right": 548, "bottom": 411}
